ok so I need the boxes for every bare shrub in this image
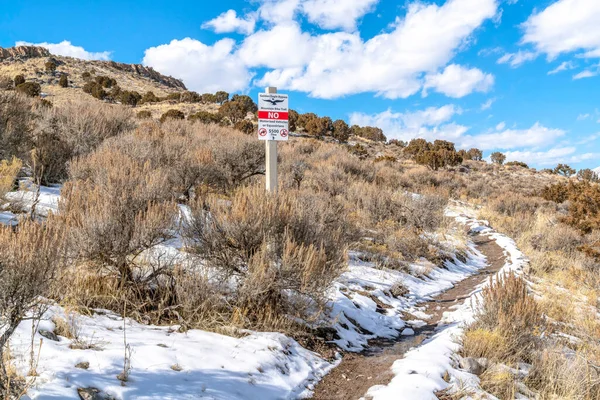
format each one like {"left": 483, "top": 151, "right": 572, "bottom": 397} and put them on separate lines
{"left": 0, "top": 157, "right": 22, "bottom": 200}
{"left": 0, "top": 220, "right": 64, "bottom": 392}
{"left": 183, "top": 185, "right": 349, "bottom": 328}
{"left": 59, "top": 146, "right": 177, "bottom": 292}
{"left": 0, "top": 92, "right": 35, "bottom": 161}
{"left": 470, "top": 273, "right": 542, "bottom": 363}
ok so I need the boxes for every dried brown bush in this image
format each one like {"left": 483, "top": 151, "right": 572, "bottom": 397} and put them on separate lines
{"left": 0, "top": 219, "right": 65, "bottom": 392}
{"left": 59, "top": 145, "right": 177, "bottom": 294}
{"left": 467, "top": 273, "right": 542, "bottom": 363}
{"left": 0, "top": 157, "right": 22, "bottom": 201}
{"left": 183, "top": 185, "right": 349, "bottom": 328}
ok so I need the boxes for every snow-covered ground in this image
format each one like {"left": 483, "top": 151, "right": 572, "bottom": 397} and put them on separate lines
{"left": 365, "top": 201, "right": 529, "bottom": 400}
{"left": 2, "top": 188, "right": 510, "bottom": 399}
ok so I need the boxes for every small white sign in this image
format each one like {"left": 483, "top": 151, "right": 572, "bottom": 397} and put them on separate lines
{"left": 258, "top": 93, "right": 289, "bottom": 141}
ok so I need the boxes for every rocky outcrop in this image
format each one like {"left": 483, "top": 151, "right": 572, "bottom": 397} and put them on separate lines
{"left": 0, "top": 45, "right": 187, "bottom": 90}
{"left": 106, "top": 60, "right": 186, "bottom": 90}
{"left": 0, "top": 45, "right": 51, "bottom": 61}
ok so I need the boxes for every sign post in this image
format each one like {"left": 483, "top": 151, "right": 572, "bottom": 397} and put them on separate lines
{"left": 258, "top": 87, "right": 289, "bottom": 193}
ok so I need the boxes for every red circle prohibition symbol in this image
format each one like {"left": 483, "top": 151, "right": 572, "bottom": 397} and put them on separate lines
{"left": 259, "top": 128, "right": 267, "bottom": 136}
{"left": 280, "top": 129, "right": 288, "bottom": 137}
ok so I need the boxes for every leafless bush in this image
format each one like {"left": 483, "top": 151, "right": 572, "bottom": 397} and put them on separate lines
{"left": 59, "top": 146, "right": 177, "bottom": 292}
{"left": 0, "top": 92, "right": 35, "bottom": 161}
{"left": 0, "top": 157, "right": 22, "bottom": 201}
{"left": 183, "top": 185, "right": 349, "bottom": 328}
{"left": 470, "top": 273, "right": 543, "bottom": 363}
{"left": 0, "top": 219, "right": 64, "bottom": 393}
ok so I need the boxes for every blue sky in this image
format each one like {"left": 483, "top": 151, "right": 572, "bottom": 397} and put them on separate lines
{"left": 2, "top": 0, "right": 600, "bottom": 169}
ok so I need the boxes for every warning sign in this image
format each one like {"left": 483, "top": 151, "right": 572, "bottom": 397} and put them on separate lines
{"left": 258, "top": 93, "right": 289, "bottom": 141}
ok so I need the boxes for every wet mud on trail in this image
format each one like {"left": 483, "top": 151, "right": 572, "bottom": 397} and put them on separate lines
{"left": 311, "top": 233, "right": 507, "bottom": 400}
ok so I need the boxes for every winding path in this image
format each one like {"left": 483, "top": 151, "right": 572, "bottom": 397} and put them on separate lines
{"left": 311, "top": 232, "right": 507, "bottom": 400}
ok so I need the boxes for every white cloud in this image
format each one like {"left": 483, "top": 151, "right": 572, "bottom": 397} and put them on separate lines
{"left": 497, "top": 50, "right": 537, "bottom": 67}
{"left": 522, "top": 0, "right": 600, "bottom": 59}
{"left": 573, "top": 70, "right": 598, "bottom": 80}
{"left": 349, "top": 105, "right": 469, "bottom": 142}
{"left": 257, "top": 0, "right": 498, "bottom": 99}
{"left": 237, "top": 23, "right": 314, "bottom": 68}
{"left": 480, "top": 98, "right": 495, "bottom": 110}
{"left": 301, "top": 0, "right": 379, "bottom": 31}
{"left": 423, "top": 64, "right": 494, "bottom": 98}
{"left": 577, "top": 113, "right": 591, "bottom": 121}
{"left": 16, "top": 40, "right": 110, "bottom": 60}
{"left": 496, "top": 122, "right": 506, "bottom": 130}
{"left": 142, "top": 38, "right": 253, "bottom": 93}
{"left": 202, "top": 10, "right": 256, "bottom": 35}
{"left": 145, "top": 0, "right": 498, "bottom": 99}
{"left": 548, "top": 61, "right": 575, "bottom": 75}
{"left": 459, "top": 122, "right": 565, "bottom": 150}
{"left": 258, "top": 0, "right": 301, "bottom": 25}
{"left": 504, "top": 147, "right": 599, "bottom": 166}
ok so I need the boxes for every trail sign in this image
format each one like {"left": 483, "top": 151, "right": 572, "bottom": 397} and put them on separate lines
{"left": 258, "top": 93, "right": 289, "bottom": 141}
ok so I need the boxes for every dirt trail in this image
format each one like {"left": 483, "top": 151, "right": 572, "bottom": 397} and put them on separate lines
{"left": 311, "top": 233, "right": 506, "bottom": 400}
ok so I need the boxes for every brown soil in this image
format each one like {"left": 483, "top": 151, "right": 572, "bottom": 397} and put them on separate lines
{"left": 311, "top": 233, "right": 506, "bottom": 400}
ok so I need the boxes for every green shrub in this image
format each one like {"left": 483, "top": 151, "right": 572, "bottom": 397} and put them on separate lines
{"left": 59, "top": 74, "right": 69, "bottom": 88}
{"left": 506, "top": 161, "right": 528, "bottom": 168}
{"left": 188, "top": 111, "right": 223, "bottom": 124}
{"left": 82, "top": 81, "right": 106, "bottom": 100}
{"left": 491, "top": 152, "right": 506, "bottom": 165}
{"left": 137, "top": 110, "right": 152, "bottom": 119}
{"left": 13, "top": 75, "right": 25, "bottom": 86}
{"left": 16, "top": 82, "right": 41, "bottom": 97}
{"left": 160, "top": 109, "right": 185, "bottom": 123}
{"left": 234, "top": 120, "right": 254, "bottom": 135}
{"left": 142, "top": 91, "right": 160, "bottom": 104}
{"left": 119, "top": 91, "right": 142, "bottom": 106}
{"left": 45, "top": 60, "right": 57, "bottom": 72}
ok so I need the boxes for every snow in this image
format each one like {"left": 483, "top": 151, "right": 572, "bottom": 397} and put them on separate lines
{"left": 14, "top": 307, "right": 334, "bottom": 400}
{"left": 3, "top": 189, "right": 516, "bottom": 399}
{"left": 366, "top": 201, "right": 529, "bottom": 400}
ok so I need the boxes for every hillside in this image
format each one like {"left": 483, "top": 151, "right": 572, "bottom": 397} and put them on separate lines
{"left": 0, "top": 45, "right": 193, "bottom": 111}
{"left": 1, "top": 47, "right": 600, "bottom": 400}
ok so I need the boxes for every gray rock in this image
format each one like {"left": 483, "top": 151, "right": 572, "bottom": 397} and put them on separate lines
{"left": 458, "top": 357, "right": 486, "bottom": 375}
{"left": 39, "top": 330, "right": 59, "bottom": 342}
{"left": 75, "top": 361, "right": 90, "bottom": 370}
{"left": 77, "top": 388, "right": 114, "bottom": 400}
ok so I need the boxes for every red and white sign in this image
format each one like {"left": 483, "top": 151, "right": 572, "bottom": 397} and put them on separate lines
{"left": 258, "top": 93, "right": 289, "bottom": 141}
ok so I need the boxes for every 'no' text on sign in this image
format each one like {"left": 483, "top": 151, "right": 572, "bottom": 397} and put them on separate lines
{"left": 258, "top": 93, "right": 289, "bottom": 141}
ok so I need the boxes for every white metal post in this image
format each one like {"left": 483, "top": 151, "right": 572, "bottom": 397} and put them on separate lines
{"left": 265, "top": 87, "right": 278, "bottom": 193}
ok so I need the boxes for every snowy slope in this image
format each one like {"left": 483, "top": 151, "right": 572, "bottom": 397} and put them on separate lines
{"left": 2, "top": 188, "right": 496, "bottom": 399}
{"left": 365, "top": 203, "right": 529, "bottom": 400}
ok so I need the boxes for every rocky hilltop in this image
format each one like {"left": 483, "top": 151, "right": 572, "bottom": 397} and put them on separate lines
{"left": 0, "top": 45, "right": 51, "bottom": 60}
{"left": 0, "top": 45, "right": 186, "bottom": 90}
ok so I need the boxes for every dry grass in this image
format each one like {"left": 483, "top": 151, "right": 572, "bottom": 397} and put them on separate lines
{"left": 0, "top": 157, "right": 21, "bottom": 200}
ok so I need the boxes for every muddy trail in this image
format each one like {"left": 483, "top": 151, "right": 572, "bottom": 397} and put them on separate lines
{"left": 311, "top": 233, "right": 506, "bottom": 400}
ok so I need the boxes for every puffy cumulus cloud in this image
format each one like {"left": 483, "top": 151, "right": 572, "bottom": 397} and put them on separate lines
{"left": 258, "top": 0, "right": 301, "bottom": 25}
{"left": 349, "top": 105, "right": 468, "bottom": 142}
{"left": 481, "top": 98, "right": 495, "bottom": 110}
{"left": 522, "top": 0, "right": 600, "bottom": 59}
{"left": 237, "top": 23, "right": 315, "bottom": 68}
{"left": 16, "top": 40, "right": 110, "bottom": 60}
{"left": 142, "top": 38, "right": 253, "bottom": 93}
{"left": 423, "top": 64, "right": 494, "bottom": 98}
{"left": 504, "top": 147, "right": 599, "bottom": 166}
{"left": 150, "top": 0, "right": 497, "bottom": 99}
{"left": 257, "top": 0, "right": 498, "bottom": 99}
{"left": 301, "top": 0, "right": 379, "bottom": 31}
{"left": 202, "top": 10, "right": 256, "bottom": 35}
{"left": 458, "top": 122, "right": 566, "bottom": 150}
{"left": 497, "top": 50, "right": 537, "bottom": 67}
